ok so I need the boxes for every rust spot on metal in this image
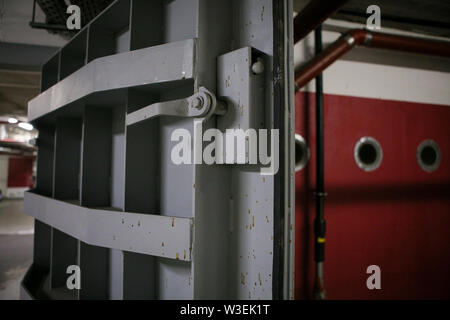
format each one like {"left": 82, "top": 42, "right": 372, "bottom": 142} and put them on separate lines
{"left": 172, "top": 217, "right": 175, "bottom": 227}
{"left": 184, "top": 249, "right": 186, "bottom": 260}
{"left": 258, "top": 273, "right": 262, "bottom": 286}
{"left": 162, "top": 242, "right": 165, "bottom": 247}
{"left": 225, "top": 75, "right": 231, "bottom": 88}
{"left": 176, "top": 253, "right": 180, "bottom": 260}
{"left": 241, "top": 273, "right": 245, "bottom": 285}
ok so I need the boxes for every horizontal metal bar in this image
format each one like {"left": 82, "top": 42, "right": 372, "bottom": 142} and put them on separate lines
{"left": 24, "top": 192, "right": 193, "bottom": 261}
{"left": 126, "top": 98, "right": 193, "bottom": 126}
{"left": 28, "top": 39, "right": 197, "bottom": 122}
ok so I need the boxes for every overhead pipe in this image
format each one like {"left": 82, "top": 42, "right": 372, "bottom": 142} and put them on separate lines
{"left": 295, "top": 29, "right": 450, "bottom": 89}
{"left": 294, "top": 0, "right": 351, "bottom": 44}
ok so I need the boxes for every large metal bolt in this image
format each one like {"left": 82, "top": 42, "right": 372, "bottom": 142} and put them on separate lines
{"left": 192, "top": 97, "right": 204, "bottom": 110}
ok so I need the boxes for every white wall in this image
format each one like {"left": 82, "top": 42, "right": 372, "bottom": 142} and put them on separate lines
{"left": 294, "top": 19, "right": 450, "bottom": 106}
{"left": 6, "top": 187, "right": 28, "bottom": 198}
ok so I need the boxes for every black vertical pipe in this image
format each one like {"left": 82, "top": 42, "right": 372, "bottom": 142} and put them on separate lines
{"left": 315, "top": 27, "right": 324, "bottom": 195}
{"left": 313, "top": 25, "right": 327, "bottom": 299}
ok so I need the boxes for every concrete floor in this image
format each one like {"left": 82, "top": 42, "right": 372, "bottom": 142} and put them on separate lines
{"left": 0, "top": 199, "right": 34, "bottom": 300}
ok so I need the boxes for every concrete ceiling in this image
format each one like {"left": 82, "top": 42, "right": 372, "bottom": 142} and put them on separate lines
{"left": 0, "top": 69, "right": 40, "bottom": 117}
{"left": 294, "top": 0, "right": 450, "bottom": 38}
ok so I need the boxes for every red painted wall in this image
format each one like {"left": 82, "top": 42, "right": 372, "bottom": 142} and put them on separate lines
{"left": 7, "top": 157, "right": 34, "bottom": 188}
{"left": 295, "top": 91, "right": 450, "bottom": 299}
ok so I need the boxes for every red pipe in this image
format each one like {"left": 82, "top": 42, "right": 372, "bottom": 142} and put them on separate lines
{"left": 294, "top": 0, "right": 351, "bottom": 44}
{"left": 295, "top": 29, "right": 450, "bottom": 89}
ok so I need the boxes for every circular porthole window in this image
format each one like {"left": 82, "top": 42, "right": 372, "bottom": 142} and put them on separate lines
{"left": 295, "top": 134, "right": 310, "bottom": 172}
{"left": 354, "top": 137, "right": 383, "bottom": 172}
{"left": 417, "top": 140, "right": 441, "bottom": 172}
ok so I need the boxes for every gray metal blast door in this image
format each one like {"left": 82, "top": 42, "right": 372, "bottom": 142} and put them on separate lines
{"left": 22, "top": 0, "right": 295, "bottom": 300}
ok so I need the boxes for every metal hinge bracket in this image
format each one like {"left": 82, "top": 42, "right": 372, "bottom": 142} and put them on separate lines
{"left": 126, "top": 87, "right": 227, "bottom": 127}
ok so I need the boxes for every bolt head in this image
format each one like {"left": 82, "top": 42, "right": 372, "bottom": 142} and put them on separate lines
{"left": 192, "top": 97, "right": 203, "bottom": 110}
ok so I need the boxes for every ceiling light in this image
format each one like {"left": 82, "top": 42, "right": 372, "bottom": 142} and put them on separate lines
{"left": 18, "top": 122, "right": 34, "bottom": 131}
{"left": 8, "top": 118, "right": 18, "bottom": 124}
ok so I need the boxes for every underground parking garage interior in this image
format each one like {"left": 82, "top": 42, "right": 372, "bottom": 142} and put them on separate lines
{"left": 0, "top": 0, "right": 449, "bottom": 308}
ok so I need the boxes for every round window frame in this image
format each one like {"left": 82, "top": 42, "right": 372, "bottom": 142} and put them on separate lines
{"left": 354, "top": 136, "right": 383, "bottom": 172}
{"left": 295, "top": 134, "right": 310, "bottom": 172}
{"left": 417, "top": 139, "right": 441, "bottom": 173}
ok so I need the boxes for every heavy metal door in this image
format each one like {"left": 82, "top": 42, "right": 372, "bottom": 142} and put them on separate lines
{"left": 23, "top": 0, "right": 295, "bottom": 300}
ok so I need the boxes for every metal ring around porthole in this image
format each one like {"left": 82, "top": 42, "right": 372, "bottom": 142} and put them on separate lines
{"left": 295, "top": 134, "right": 310, "bottom": 172}
{"left": 354, "top": 137, "right": 383, "bottom": 172}
{"left": 417, "top": 140, "right": 441, "bottom": 173}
